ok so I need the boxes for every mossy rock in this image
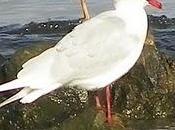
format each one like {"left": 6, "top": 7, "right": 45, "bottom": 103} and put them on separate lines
{"left": 0, "top": 87, "right": 88, "bottom": 130}
{"left": 3, "top": 42, "right": 55, "bottom": 82}
{"left": 0, "top": 32, "right": 175, "bottom": 130}
{"left": 111, "top": 34, "right": 175, "bottom": 120}
{"left": 57, "top": 106, "right": 124, "bottom": 130}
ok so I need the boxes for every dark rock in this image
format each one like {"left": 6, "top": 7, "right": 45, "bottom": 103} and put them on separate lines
{"left": 0, "top": 102, "right": 25, "bottom": 130}
{"left": 57, "top": 106, "right": 124, "bottom": 130}
{"left": 21, "top": 87, "right": 87, "bottom": 130}
{"left": 1, "top": 42, "right": 88, "bottom": 129}
{"left": 0, "top": 87, "right": 88, "bottom": 130}
{"left": 0, "top": 39, "right": 88, "bottom": 130}
{"left": 111, "top": 34, "right": 175, "bottom": 120}
{"left": 3, "top": 42, "right": 55, "bottom": 82}
{"left": 2, "top": 15, "right": 175, "bottom": 36}
{"left": 0, "top": 29, "right": 175, "bottom": 129}
{"left": 0, "top": 55, "right": 5, "bottom": 64}
{"left": 148, "top": 15, "right": 175, "bottom": 29}
{"left": 0, "top": 55, "right": 6, "bottom": 84}
{"left": 5, "top": 19, "right": 82, "bottom": 35}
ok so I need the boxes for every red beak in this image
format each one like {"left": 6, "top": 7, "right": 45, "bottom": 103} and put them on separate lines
{"left": 148, "top": 0, "right": 162, "bottom": 9}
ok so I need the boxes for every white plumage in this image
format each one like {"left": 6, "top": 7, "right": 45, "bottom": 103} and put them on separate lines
{"left": 0, "top": 0, "right": 150, "bottom": 107}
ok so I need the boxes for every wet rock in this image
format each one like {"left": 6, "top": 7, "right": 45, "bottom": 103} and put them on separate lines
{"left": 20, "top": 87, "right": 87, "bottom": 130}
{"left": 148, "top": 15, "right": 175, "bottom": 29}
{"left": 3, "top": 15, "right": 175, "bottom": 36}
{"left": 57, "top": 106, "right": 124, "bottom": 130}
{"left": 0, "top": 87, "right": 88, "bottom": 130}
{"left": 6, "top": 19, "right": 82, "bottom": 35}
{"left": 3, "top": 42, "right": 55, "bottom": 82}
{"left": 111, "top": 34, "right": 175, "bottom": 120}
{"left": 0, "top": 55, "right": 6, "bottom": 84}
{"left": 0, "top": 102, "right": 25, "bottom": 130}
{"left": 0, "top": 39, "right": 89, "bottom": 130}
{"left": 0, "top": 55, "right": 5, "bottom": 64}
{"left": 0, "top": 43, "right": 58, "bottom": 130}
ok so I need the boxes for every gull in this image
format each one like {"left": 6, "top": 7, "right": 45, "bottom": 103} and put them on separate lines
{"left": 0, "top": 0, "right": 162, "bottom": 125}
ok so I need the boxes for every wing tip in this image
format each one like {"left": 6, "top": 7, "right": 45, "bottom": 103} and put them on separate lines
{"left": 0, "top": 79, "right": 27, "bottom": 92}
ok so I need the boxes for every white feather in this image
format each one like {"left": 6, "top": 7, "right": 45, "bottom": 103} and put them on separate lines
{"left": 20, "top": 83, "right": 62, "bottom": 103}
{"left": 0, "top": 79, "right": 27, "bottom": 92}
{"left": 0, "top": 83, "right": 62, "bottom": 107}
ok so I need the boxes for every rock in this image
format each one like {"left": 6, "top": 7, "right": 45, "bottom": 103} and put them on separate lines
{"left": 0, "top": 43, "right": 57, "bottom": 129}
{"left": 21, "top": 87, "right": 87, "bottom": 130}
{"left": 6, "top": 19, "right": 82, "bottom": 35}
{"left": 148, "top": 15, "right": 175, "bottom": 29}
{"left": 0, "top": 40, "right": 89, "bottom": 130}
{"left": 0, "top": 55, "right": 6, "bottom": 84}
{"left": 3, "top": 42, "right": 55, "bottom": 82}
{"left": 0, "top": 31, "right": 175, "bottom": 129}
{"left": 4, "top": 15, "right": 175, "bottom": 35}
{"left": 111, "top": 34, "right": 175, "bottom": 120}
{"left": 0, "top": 87, "right": 88, "bottom": 130}
{"left": 1, "top": 43, "right": 88, "bottom": 129}
{"left": 0, "top": 55, "right": 5, "bottom": 64}
{"left": 57, "top": 106, "right": 124, "bottom": 130}
{"left": 0, "top": 102, "right": 25, "bottom": 130}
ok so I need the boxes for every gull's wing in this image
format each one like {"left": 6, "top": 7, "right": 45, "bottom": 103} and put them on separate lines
{"left": 56, "top": 11, "right": 125, "bottom": 51}
{"left": 17, "top": 10, "right": 140, "bottom": 88}
{"left": 53, "top": 11, "right": 140, "bottom": 77}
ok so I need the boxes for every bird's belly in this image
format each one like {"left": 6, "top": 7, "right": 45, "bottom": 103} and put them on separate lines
{"left": 69, "top": 44, "right": 143, "bottom": 90}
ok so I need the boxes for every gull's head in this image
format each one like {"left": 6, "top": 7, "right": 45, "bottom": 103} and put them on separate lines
{"left": 114, "top": 0, "right": 162, "bottom": 9}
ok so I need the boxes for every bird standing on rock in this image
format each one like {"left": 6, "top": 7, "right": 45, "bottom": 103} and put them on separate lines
{"left": 0, "top": 0, "right": 162, "bottom": 125}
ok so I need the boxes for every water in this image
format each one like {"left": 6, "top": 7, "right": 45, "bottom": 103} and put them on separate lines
{"left": 0, "top": 0, "right": 175, "bottom": 26}
{"left": 154, "top": 28, "right": 175, "bottom": 57}
{"left": 0, "top": 0, "right": 112, "bottom": 26}
{"left": 0, "top": 0, "right": 175, "bottom": 57}
{"left": 0, "top": 3, "right": 174, "bottom": 56}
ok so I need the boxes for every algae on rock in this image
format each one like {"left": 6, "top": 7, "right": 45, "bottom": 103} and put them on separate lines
{"left": 111, "top": 34, "right": 175, "bottom": 120}
{"left": 2, "top": 42, "right": 55, "bottom": 82}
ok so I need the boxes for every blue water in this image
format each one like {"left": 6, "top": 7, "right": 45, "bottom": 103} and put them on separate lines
{"left": 0, "top": 0, "right": 112, "bottom": 26}
{"left": 154, "top": 28, "right": 175, "bottom": 56}
{"left": 0, "top": 0, "right": 174, "bottom": 26}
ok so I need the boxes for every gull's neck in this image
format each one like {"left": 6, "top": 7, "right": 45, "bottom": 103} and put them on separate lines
{"left": 114, "top": 2, "right": 148, "bottom": 39}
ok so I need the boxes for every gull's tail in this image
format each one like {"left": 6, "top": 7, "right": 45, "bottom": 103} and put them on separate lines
{"left": 0, "top": 79, "right": 27, "bottom": 92}
{"left": 0, "top": 79, "right": 30, "bottom": 108}
{"left": 0, "top": 81, "right": 62, "bottom": 108}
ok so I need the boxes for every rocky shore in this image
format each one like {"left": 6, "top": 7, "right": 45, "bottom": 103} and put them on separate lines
{"left": 0, "top": 16, "right": 175, "bottom": 130}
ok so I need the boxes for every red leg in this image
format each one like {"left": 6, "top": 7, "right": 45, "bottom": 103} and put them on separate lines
{"left": 94, "top": 86, "right": 124, "bottom": 127}
{"left": 106, "top": 85, "right": 112, "bottom": 125}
